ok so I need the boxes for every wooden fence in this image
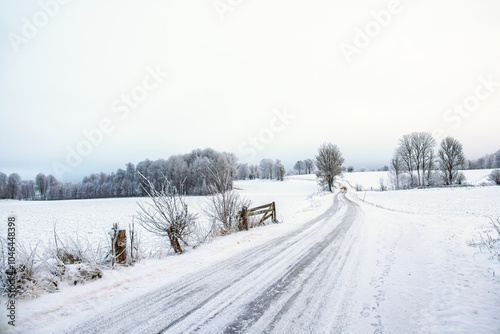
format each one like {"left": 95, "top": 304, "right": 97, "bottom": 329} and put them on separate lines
{"left": 239, "top": 202, "right": 277, "bottom": 230}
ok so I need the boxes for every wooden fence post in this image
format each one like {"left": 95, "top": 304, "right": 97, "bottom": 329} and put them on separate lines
{"left": 242, "top": 206, "right": 249, "bottom": 230}
{"left": 272, "top": 202, "right": 276, "bottom": 222}
{"left": 115, "top": 230, "right": 127, "bottom": 264}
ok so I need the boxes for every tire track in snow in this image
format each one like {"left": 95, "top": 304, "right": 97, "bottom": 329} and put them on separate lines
{"left": 69, "top": 192, "right": 363, "bottom": 334}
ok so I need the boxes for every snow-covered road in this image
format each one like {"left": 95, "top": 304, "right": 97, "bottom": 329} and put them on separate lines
{"left": 69, "top": 192, "right": 363, "bottom": 334}
{"left": 6, "top": 182, "right": 499, "bottom": 333}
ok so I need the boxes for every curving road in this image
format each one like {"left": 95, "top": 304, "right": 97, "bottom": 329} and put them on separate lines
{"left": 70, "top": 192, "right": 364, "bottom": 334}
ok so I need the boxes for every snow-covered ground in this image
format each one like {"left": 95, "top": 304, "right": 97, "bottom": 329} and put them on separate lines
{"left": 1, "top": 174, "right": 499, "bottom": 333}
{"left": 0, "top": 179, "right": 320, "bottom": 253}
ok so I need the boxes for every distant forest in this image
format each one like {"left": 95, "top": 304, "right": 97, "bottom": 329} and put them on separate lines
{"left": 0, "top": 148, "right": 287, "bottom": 201}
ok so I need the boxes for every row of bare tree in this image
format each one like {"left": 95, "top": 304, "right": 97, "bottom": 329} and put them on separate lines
{"left": 236, "top": 159, "right": 286, "bottom": 181}
{"left": 390, "top": 133, "right": 467, "bottom": 188}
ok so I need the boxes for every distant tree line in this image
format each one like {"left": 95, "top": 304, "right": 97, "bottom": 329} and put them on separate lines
{"left": 0, "top": 148, "right": 239, "bottom": 201}
{"left": 292, "top": 159, "right": 315, "bottom": 175}
{"left": 236, "top": 158, "right": 286, "bottom": 181}
{"left": 465, "top": 149, "right": 500, "bottom": 170}
{"left": 389, "top": 132, "right": 499, "bottom": 189}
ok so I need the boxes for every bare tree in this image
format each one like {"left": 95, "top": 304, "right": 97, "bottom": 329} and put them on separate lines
{"left": 35, "top": 173, "right": 48, "bottom": 200}
{"left": 294, "top": 161, "right": 305, "bottom": 175}
{"left": 21, "top": 180, "right": 36, "bottom": 200}
{"left": 259, "top": 159, "right": 274, "bottom": 179}
{"left": 0, "top": 172, "right": 7, "bottom": 199}
{"left": 135, "top": 174, "right": 197, "bottom": 254}
{"left": 315, "top": 143, "right": 344, "bottom": 192}
{"left": 397, "top": 134, "right": 416, "bottom": 186}
{"left": 304, "top": 159, "right": 315, "bottom": 174}
{"left": 7, "top": 173, "right": 22, "bottom": 199}
{"left": 206, "top": 153, "right": 237, "bottom": 193}
{"left": 438, "top": 137, "right": 466, "bottom": 185}
{"left": 389, "top": 152, "right": 403, "bottom": 190}
{"left": 275, "top": 160, "right": 285, "bottom": 181}
{"left": 237, "top": 163, "right": 250, "bottom": 180}
{"left": 414, "top": 132, "right": 436, "bottom": 186}
{"left": 397, "top": 132, "right": 436, "bottom": 187}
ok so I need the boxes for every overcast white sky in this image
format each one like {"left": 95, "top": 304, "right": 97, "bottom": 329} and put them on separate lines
{"left": 1, "top": 0, "right": 499, "bottom": 182}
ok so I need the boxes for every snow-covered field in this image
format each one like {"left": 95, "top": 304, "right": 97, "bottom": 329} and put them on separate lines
{"left": 288, "top": 169, "right": 496, "bottom": 190}
{"left": 1, "top": 172, "right": 500, "bottom": 333}
{"left": 0, "top": 179, "right": 321, "bottom": 253}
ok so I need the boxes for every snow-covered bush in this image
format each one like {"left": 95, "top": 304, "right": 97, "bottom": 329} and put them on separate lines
{"left": 204, "top": 190, "right": 251, "bottom": 235}
{"left": 0, "top": 241, "right": 61, "bottom": 298}
{"left": 65, "top": 264, "right": 103, "bottom": 286}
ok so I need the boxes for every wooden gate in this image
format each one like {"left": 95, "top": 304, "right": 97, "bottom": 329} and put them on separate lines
{"left": 239, "top": 202, "right": 277, "bottom": 230}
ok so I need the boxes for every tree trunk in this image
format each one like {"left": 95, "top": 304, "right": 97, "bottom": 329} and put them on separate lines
{"left": 168, "top": 230, "right": 182, "bottom": 253}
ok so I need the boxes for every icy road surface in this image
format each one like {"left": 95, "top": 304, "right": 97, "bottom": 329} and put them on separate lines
{"left": 70, "top": 192, "right": 362, "bottom": 333}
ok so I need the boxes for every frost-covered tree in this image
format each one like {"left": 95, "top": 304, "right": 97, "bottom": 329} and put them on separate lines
{"left": 7, "top": 173, "right": 22, "bottom": 199}
{"left": 35, "top": 173, "right": 48, "bottom": 200}
{"left": 20, "top": 180, "right": 35, "bottom": 200}
{"left": 397, "top": 132, "right": 436, "bottom": 187}
{"left": 0, "top": 172, "right": 7, "bottom": 199}
{"left": 249, "top": 165, "right": 260, "bottom": 180}
{"left": 237, "top": 163, "right": 251, "bottom": 180}
{"left": 304, "top": 159, "right": 315, "bottom": 174}
{"left": 315, "top": 143, "right": 344, "bottom": 192}
{"left": 389, "top": 152, "right": 403, "bottom": 190}
{"left": 259, "top": 159, "right": 274, "bottom": 179}
{"left": 206, "top": 152, "right": 238, "bottom": 193}
{"left": 294, "top": 161, "right": 305, "bottom": 175}
{"left": 397, "top": 134, "right": 416, "bottom": 186}
{"left": 274, "top": 159, "right": 285, "bottom": 181}
{"left": 438, "top": 137, "right": 465, "bottom": 185}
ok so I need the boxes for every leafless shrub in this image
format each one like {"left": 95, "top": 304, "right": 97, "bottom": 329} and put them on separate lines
{"left": 135, "top": 174, "right": 197, "bottom": 254}
{"left": 52, "top": 224, "right": 105, "bottom": 266}
{"left": 204, "top": 190, "right": 251, "bottom": 236}
{"left": 468, "top": 216, "right": 500, "bottom": 262}
{"left": 379, "top": 177, "right": 387, "bottom": 191}
{"left": 456, "top": 172, "right": 466, "bottom": 185}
